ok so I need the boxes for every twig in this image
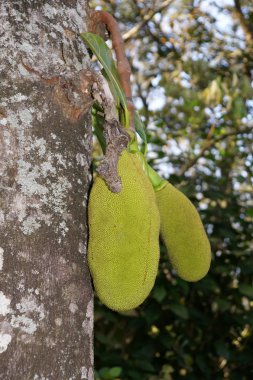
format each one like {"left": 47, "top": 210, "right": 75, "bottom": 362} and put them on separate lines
{"left": 178, "top": 125, "right": 253, "bottom": 176}
{"left": 122, "top": 0, "right": 175, "bottom": 42}
{"left": 91, "top": 11, "right": 135, "bottom": 129}
{"left": 233, "top": 0, "right": 253, "bottom": 43}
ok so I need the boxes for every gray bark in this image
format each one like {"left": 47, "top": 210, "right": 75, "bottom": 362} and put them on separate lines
{"left": 0, "top": 1, "right": 94, "bottom": 379}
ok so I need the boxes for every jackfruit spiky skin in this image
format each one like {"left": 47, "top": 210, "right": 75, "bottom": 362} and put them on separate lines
{"left": 155, "top": 182, "right": 211, "bottom": 282}
{"left": 88, "top": 150, "right": 160, "bottom": 311}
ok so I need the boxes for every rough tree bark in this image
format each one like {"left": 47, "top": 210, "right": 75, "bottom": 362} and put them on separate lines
{"left": 0, "top": 1, "right": 94, "bottom": 379}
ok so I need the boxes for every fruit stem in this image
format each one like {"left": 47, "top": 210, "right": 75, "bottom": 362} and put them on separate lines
{"left": 133, "top": 150, "right": 167, "bottom": 191}
{"left": 128, "top": 135, "right": 140, "bottom": 153}
{"left": 146, "top": 163, "right": 167, "bottom": 191}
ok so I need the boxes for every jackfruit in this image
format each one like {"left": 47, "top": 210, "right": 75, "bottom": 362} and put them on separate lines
{"left": 155, "top": 181, "right": 211, "bottom": 282}
{"left": 88, "top": 150, "right": 160, "bottom": 311}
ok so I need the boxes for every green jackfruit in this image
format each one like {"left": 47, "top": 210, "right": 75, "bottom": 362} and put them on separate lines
{"left": 155, "top": 182, "right": 211, "bottom": 282}
{"left": 88, "top": 150, "right": 160, "bottom": 311}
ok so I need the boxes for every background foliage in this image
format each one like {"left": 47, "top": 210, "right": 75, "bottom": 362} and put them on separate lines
{"left": 90, "top": 1, "right": 253, "bottom": 379}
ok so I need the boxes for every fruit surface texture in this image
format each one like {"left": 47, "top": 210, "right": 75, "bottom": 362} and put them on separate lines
{"left": 88, "top": 150, "right": 160, "bottom": 311}
{"left": 155, "top": 182, "right": 211, "bottom": 282}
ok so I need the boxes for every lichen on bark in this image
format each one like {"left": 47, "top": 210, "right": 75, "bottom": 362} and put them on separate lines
{"left": 0, "top": 1, "right": 94, "bottom": 378}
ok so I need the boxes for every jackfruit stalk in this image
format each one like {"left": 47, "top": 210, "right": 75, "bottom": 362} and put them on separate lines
{"left": 88, "top": 150, "right": 160, "bottom": 311}
{"left": 147, "top": 164, "right": 211, "bottom": 282}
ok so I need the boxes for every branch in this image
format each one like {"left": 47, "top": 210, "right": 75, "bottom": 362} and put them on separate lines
{"left": 122, "top": 0, "right": 175, "bottom": 42}
{"left": 233, "top": 0, "right": 253, "bottom": 43}
{"left": 91, "top": 11, "right": 135, "bottom": 129}
{"left": 178, "top": 125, "right": 253, "bottom": 176}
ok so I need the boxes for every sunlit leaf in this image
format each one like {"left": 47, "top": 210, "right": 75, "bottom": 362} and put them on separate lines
{"left": 81, "top": 32, "right": 130, "bottom": 128}
{"left": 134, "top": 111, "right": 147, "bottom": 153}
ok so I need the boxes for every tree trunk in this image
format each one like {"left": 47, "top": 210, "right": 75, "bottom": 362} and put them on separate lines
{"left": 0, "top": 1, "right": 94, "bottom": 378}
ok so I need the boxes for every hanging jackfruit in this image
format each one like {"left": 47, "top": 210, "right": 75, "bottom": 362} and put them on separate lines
{"left": 88, "top": 150, "right": 160, "bottom": 311}
{"left": 155, "top": 181, "right": 211, "bottom": 282}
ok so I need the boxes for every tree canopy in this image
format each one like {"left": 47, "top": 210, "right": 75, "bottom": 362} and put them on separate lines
{"left": 91, "top": 1, "right": 253, "bottom": 379}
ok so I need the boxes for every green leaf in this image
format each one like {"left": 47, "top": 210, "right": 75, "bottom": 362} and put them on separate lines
{"left": 238, "top": 284, "right": 253, "bottom": 298}
{"left": 101, "top": 68, "right": 120, "bottom": 109}
{"left": 239, "top": 259, "right": 253, "bottom": 274}
{"left": 95, "top": 370, "right": 102, "bottom": 380}
{"left": 134, "top": 111, "right": 147, "bottom": 153}
{"left": 169, "top": 303, "right": 189, "bottom": 319}
{"left": 134, "top": 360, "right": 155, "bottom": 372}
{"left": 98, "top": 367, "right": 122, "bottom": 380}
{"left": 246, "top": 207, "right": 253, "bottom": 217}
{"left": 108, "top": 367, "right": 122, "bottom": 378}
{"left": 216, "top": 299, "right": 231, "bottom": 312}
{"left": 98, "top": 367, "right": 110, "bottom": 379}
{"left": 152, "top": 285, "right": 167, "bottom": 303}
{"left": 81, "top": 32, "right": 130, "bottom": 128}
{"left": 92, "top": 102, "right": 106, "bottom": 153}
{"left": 232, "top": 97, "right": 247, "bottom": 119}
